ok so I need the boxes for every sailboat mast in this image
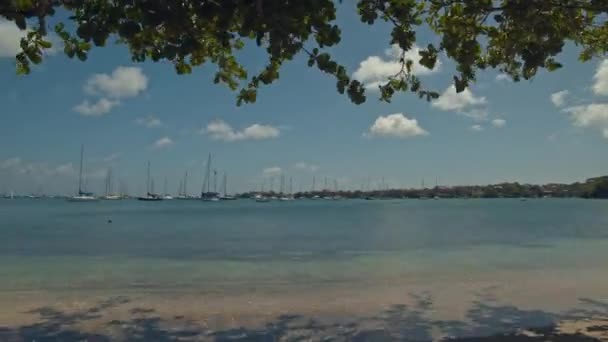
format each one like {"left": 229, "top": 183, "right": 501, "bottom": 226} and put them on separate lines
{"left": 146, "top": 161, "right": 151, "bottom": 194}
{"left": 223, "top": 172, "right": 227, "bottom": 196}
{"left": 109, "top": 168, "right": 113, "bottom": 194}
{"left": 203, "top": 154, "right": 211, "bottom": 194}
{"left": 184, "top": 171, "right": 188, "bottom": 196}
{"left": 78, "top": 144, "right": 84, "bottom": 195}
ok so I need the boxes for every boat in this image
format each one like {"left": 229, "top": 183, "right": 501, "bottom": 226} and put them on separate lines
{"left": 137, "top": 161, "right": 163, "bottom": 201}
{"left": 102, "top": 194, "right": 123, "bottom": 200}
{"left": 200, "top": 154, "right": 219, "bottom": 201}
{"left": 67, "top": 145, "right": 98, "bottom": 202}
{"left": 101, "top": 168, "right": 124, "bottom": 200}
{"left": 160, "top": 177, "right": 174, "bottom": 200}
{"left": 218, "top": 172, "right": 236, "bottom": 200}
{"left": 175, "top": 171, "right": 193, "bottom": 199}
{"left": 278, "top": 175, "right": 294, "bottom": 201}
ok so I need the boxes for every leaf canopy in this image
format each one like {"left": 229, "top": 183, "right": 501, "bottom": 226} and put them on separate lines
{"left": 2, "top": 0, "right": 607, "bottom": 105}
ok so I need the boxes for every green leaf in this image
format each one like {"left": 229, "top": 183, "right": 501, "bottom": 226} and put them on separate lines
{"left": 39, "top": 40, "right": 52, "bottom": 49}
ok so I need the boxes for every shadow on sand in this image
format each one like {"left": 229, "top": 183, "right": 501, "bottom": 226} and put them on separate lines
{"left": 1, "top": 291, "right": 607, "bottom": 341}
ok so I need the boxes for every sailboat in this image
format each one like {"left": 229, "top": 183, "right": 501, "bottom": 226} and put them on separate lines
{"left": 67, "top": 145, "right": 98, "bottom": 202}
{"left": 254, "top": 179, "right": 270, "bottom": 202}
{"left": 332, "top": 179, "right": 343, "bottom": 200}
{"left": 102, "top": 167, "right": 123, "bottom": 200}
{"left": 137, "top": 161, "right": 163, "bottom": 201}
{"left": 218, "top": 172, "right": 236, "bottom": 200}
{"left": 200, "top": 154, "right": 219, "bottom": 201}
{"left": 162, "top": 177, "right": 173, "bottom": 200}
{"left": 280, "top": 176, "right": 294, "bottom": 201}
{"left": 176, "top": 171, "right": 191, "bottom": 199}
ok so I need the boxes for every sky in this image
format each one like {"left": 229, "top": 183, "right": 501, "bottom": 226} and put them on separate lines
{"left": 1, "top": 4, "right": 607, "bottom": 196}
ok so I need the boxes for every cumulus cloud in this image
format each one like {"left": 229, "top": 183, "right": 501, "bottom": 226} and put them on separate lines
{"left": 353, "top": 44, "right": 441, "bottom": 90}
{"left": 470, "top": 124, "right": 484, "bottom": 132}
{"left": 73, "top": 98, "right": 119, "bottom": 117}
{"left": 85, "top": 66, "right": 148, "bottom": 99}
{"left": 1, "top": 158, "right": 75, "bottom": 178}
{"left": 152, "top": 136, "right": 174, "bottom": 149}
{"left": 491, "top": 118, "right": 506, "bottom": 128}
{"left": 432, "top": 85, "right": 487, "bottom": 112}
{"left": 101, "top": 153, "right": 121, "bottom": 163}
{"left": 294, "top": 162, "right": 319, "bottom": 172}
{"left": 563, "top": 103, "right": 608, "bottom": 139}
{"left": 135, "top": 115, "right": 162, "bottom": 128}
{"left": 462, "top": 108, "right": 489, "bottom": 121}
{"left": 90, "top": 153, "right": 121, "bottom": 163}
{"left": 592, "top": 59, "right": 608, "bottom": 96}
{"left": 263, "top": 166, "right": 282, "bottom": 177}
{"left": 551, "top": 90, "right": 569, "bottom": 107}
{"left": 75, "top": 66, "right": 148, "bottom": 117}
{"left": 0, "top": 20, "right": 25, "bottom": 57}
{"left": 203, "top": 120, "right": 280, "bottom": 142}
{"left": 495, "top": 74, "right": 510, "bottom": 82}
{"left": 0, "top": 19, "right": 58, "bottom": 57}
{"left": 366, "top": 113, "right": 428, "bottom": 138}
{"left": 0, "top": 157, "right": 22, "bottom": 169}
{"left": 55, "top": 163, "right": 75, "bottom": 176}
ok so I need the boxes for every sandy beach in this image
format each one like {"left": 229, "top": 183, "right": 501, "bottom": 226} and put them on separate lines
{"left": 2, "top": 267, "right": 608, "bottom": 341}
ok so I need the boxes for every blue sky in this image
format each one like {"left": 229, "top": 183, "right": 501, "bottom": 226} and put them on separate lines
{"left": 1, "top": 4, "right": 607, "bottom": 195}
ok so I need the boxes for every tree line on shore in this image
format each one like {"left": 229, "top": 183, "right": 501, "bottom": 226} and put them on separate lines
{"left": 240, "top": 176, "right": 608, "bottom": 199}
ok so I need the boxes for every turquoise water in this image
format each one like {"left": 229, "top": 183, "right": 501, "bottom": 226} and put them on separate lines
{"left": 1, "top": 198, "right": 607, "bottom": 294}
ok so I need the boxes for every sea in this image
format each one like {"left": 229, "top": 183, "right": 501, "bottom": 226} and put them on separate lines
{"left": 1, "top": 198, "right": 607, "bottom": 341}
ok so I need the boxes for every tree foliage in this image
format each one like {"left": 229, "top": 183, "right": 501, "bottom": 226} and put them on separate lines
{"left": 2, "top": 0, "right": 607, "bottom": 105}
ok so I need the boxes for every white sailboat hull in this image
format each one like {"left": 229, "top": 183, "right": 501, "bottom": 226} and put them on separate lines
{"left": 67, "top": 195, "right": 99, "bottom": 202}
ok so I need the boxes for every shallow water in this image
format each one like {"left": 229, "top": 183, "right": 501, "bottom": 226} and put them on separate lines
{"left": 1, "top": 198, "right": 608, "bottom": 339}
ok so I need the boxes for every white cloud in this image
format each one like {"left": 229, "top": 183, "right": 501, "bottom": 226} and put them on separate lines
{"left": 491, "top": 118, "right": 506, "bottom": 128}
{"left": 495, "top": 74, "right": 510, "bottom": 82}
{"left": 0, "top": 157, "right": 21, "bottom": 169}
{"left": 294, "top": 162, "right": 319, "bottom": 172}
{"left": 592, "top": 59, "right": 608, "bottom": 96}
{"left": 102, "top": 153, "right": 121, "bottom": 163}
{"left": 432, "top": 85, "right": 487, "bottom": 112}
{"left": 73, "top": 98, "right": 119, "bottom": 117}
{"left": 470, "top": 124, "right": 484, "bottom": 132}
{"left": 85, "top": 66, "right": 148, "bottom": 99}
{"left": 263, "top": 166, "right": 282, "bottom": 177}
{"left": 0, "top": 19, "right": 58, "bottom": 57}
{"left": 55, "top": 163, "right": 75, "bottom": 176}
{"left": 366, "top": 113, "right": 428, "bottom": 138}
{"left": 203, "top": 120, "right": 280, "bottom": 142}
{"left": 551, "top": 90, "right": 569, "bottom": 107}
{"left": 152, "top": 136, "right": 174, "bottom": 149}
{"left": 461, "top": 108, "right": 489, "bottom": 121}
{"left": 1, "top": 158, "right": 76, "bottom": 178}
{"left": 564, "top": 103, "right": 608, "bottom": 138}
{"left": 75, "top": 67, "right": 148, "bottom": 117}
{"left": 135, "top": 115, "right": 162, "bottom": 128}
{"left": 353, "top": 44, "right": 441, "bottom": 90}
{"left": 85, "top": 169, "right": 108, "bottom": 180}
{"left": 0, "top": 20, "right": 25, "bottom": 57}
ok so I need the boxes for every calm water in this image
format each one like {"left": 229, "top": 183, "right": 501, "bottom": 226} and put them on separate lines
{"left": 1, "top": 198, "right": 607, "bottom": 294}
{"left": 2, "top": 198, "right": 608, "bottom": 340}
